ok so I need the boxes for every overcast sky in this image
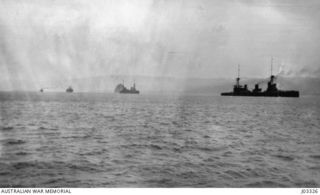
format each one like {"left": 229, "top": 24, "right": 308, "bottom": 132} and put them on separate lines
{"left": 0, "top": 0, "right": 320, "bottom": 90}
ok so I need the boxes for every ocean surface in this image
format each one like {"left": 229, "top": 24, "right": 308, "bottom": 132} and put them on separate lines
{"left": 0, "top": 92, "right": 319, "bottom": 187}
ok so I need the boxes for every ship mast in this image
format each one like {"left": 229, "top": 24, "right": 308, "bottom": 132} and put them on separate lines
{"left": 236, "top": 64, "right": 240, "bottom": 87}
{"left": 271, "top": 57, "right": 273, "bottom": 76}
{"left": 270, "top": 57, "right": 275, "bottom": 84}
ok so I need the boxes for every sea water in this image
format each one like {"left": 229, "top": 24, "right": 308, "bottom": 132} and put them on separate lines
{"left": 0, "top": 92, "right": 319, "bottom": 187}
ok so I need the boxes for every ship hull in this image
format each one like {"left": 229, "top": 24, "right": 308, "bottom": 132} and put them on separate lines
{"left": 221, "top": 91, "right": 299, "bottom": 97}
{"left": 119, "top": 91, "right": 139, "bottom": 94}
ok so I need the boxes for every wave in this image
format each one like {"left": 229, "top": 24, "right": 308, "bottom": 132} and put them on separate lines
{"left": 3, "top": 139, "right": 26, "bottom": 145}
{"left": 245, "top": 180, "right": 288, "bottom": 187}
{"left": 273, "top": 154, "right": 295, "bottom": 161}
{"left": 0, "top": 126, "right": 14, "bottom": 131}
{"left": 309, "top": 155, "right": 320, "bottom": 160}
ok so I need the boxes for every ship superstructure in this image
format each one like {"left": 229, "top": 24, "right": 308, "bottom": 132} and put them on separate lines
{"left": 114, "top": 81, "right": 139, "bottom": 94}
{"left": 66, "top": 86, "right": 74, "bottom": 93}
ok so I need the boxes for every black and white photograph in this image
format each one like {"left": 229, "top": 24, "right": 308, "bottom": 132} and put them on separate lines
{"left": 0, "top": 0, "right": 320, "bottom": 191}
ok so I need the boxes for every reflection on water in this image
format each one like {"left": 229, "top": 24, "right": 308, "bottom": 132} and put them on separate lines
{"left": 0, "top": 92, "right": 319, "bottom": 187}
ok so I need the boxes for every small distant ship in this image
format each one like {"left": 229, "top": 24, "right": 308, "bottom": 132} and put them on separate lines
{"left": 40, "top": 88, "right": 44, "bottom": 93}
{"left": 221, "top": 62, "right": 299, "bottom": 98}
{"left": 114, "top": 81, "right": 139, "bottom": 94}
{"left": 66, "top": 86, "right": 74, "bottom": 93}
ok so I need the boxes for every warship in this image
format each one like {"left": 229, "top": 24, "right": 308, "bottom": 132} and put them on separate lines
{"left": 66, "top": 86, "right": 74, "bottom": 93}
{"left": 114, "top": 81, "right": 139, "bottom": 94}
{"left": 221, "top": 62, "right": 299, "bottom": 98}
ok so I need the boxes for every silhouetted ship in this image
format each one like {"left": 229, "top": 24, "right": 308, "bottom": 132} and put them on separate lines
{"left": 40, "top": 88, "right": 44, "bottom": 93}
{"left": 66, "top": 86, "right": 74, "bottom": 93}
{"left": 221, "top": 63, "right": 299, "bottom": 98}
{"left": 114, "top": 81, "right": 139, "bottom": 94}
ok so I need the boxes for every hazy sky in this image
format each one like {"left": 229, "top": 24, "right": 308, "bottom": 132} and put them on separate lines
{"left": 0, "top": 0, "right": 320, "bottom": 90}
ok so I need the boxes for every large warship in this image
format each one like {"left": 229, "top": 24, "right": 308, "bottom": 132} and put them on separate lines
{"left": 114, "top": 81, "right": 139, "bottom": 94}
{"left": 221, "top": 63, "right": 299, "bottom": 98}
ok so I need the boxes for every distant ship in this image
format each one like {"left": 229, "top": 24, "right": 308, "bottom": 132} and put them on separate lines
{"left": 114, "top": 81, "right": 139, "bottom": 94}
{"left": 40, "top": 88, "right": 44, "bottom": 93}
{"left": 66, "top": 86, "right": 74, "bottom": 93}
{"left": 221, "top": 62, "right": 299, "bottom": 98}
